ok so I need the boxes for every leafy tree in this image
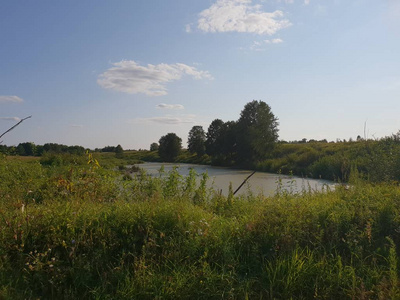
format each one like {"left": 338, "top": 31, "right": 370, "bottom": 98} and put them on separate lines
{"left": 188, "top": 126, "right": 206, "bottom": 156}
{"left": 220, "top": 121, "right": 238, "bottom": 162}
{"left": 17, "top": 142, "right": 36, "bottom": 156}
{"left": 115, "top": 144, "right": 124, "bottom": 158}
{"left": 205, "top": 120, "right": 237, "bottom": 164}
{"left": 101, "top": 146, "right": 116, "bottom": 152}
{"left": 150, "top": 143, "right": 159, "bottom": 151}
{"left": 236, "top": 100, "right": 279, "bottom": 162}
{"left": 205, "top": 119, "right": 225, "bottom": 156}
{"left": 158, "top": 133, "right": 182, "bottom": 162}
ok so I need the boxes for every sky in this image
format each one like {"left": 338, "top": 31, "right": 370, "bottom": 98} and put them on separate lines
{"left": 1, "top": 0, "right": 400, "bottom": 149}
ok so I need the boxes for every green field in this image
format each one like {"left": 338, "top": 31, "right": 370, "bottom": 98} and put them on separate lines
{"left": 1, "top": 152, "right": 400, "bottom": 299}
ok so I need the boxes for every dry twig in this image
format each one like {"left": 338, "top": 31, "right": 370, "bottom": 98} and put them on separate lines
{"left": 0, "top": 116, "right": 32, "bottom": 144}
{"left": 233, "top": 170, "right": 256, "bottom": 195}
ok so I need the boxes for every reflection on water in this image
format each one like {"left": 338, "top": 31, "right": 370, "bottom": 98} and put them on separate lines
{"left": 136, "top": 162, "right": 335, "bottom": 196}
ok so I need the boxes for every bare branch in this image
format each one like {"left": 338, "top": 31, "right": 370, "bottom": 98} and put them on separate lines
{"left": 233, "top": 170, "right": 256, "bottom": 195}
{"left": 0, "top": 115, "right": 32, "bottom": 144}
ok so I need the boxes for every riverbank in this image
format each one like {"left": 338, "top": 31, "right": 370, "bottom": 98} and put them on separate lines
{"left": 1, "top": 155, "right": 400, "bottom": 298}
{"left": 94, "top": 138, "right": 400, "bottom": 184}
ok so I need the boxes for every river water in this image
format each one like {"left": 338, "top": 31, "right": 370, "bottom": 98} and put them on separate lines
{"left": 137, "top": 162, "right": 335, "bottom": 196}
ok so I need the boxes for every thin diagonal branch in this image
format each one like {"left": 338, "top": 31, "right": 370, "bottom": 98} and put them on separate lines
{"left": 233, "top": 170, "right": 256, "bottom": 195}
{"left": 0, "top": 116, "right": 32, "bottom": 143}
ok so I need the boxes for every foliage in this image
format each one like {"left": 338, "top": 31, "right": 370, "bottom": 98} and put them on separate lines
{"left": 1, "top": 156, "right": 400, "bottom": 298}
{"left": 158, "top": 133, "right": 182, "bottom": 162}
{"left": 236, "top": 100, "right": 279, "bottom": 162}
{"left": 115, "top": 144, "right": 124, "bottom": 158}
{"left": 16, "top": 142, "right": 36, "bottom": 156}
{"left": 187, "top": 125, "right": 206, "bottom": 156}
{"left": 204, "top": 100, "right": 278, "bottom": 166}
{"left": 255, "top": 137, "right": 400, "bottom": 182}
{"left": 0, "top": 142, "right": 86, "bottom": 157}
{"left": 205, "top": 118, "right": 226, "bottom": 157}
{"left": 150, "top": 142, "right": 159, "bottom": 151}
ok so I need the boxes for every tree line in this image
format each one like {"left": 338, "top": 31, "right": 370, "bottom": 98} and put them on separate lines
{"left": 0, "top": 143, "right": 127, "bottom": 157}
{"left": 154, "top": 100, "right": 279, "bottom": 166}
{"left": 0, "top": 143, "right": 86, "bottom": 156}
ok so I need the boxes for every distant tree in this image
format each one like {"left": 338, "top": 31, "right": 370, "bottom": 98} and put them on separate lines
{"left": 35, "top": 145, "right": 44, "bottom": 156}
{"left": 67, "top": 145, "right": 85, "bottom": 155}
{"left": 150, "top": 142, "right": 159, "bottom": 151}
{"left": 188, "top": 126, "right": 206, "bottom": 156}
{"left": 102, "top": 146, "right": 116, "bottom": 152}
{"left": 236, "top": 100, "right": 279, "bottom": 162}
{"left": 219, "top": 121, "right": 237, "bottom": 159}
{"left": 115, "top": 144, "right": 124, "bottom": 158}
{"left": 17, "top": 142, "right": 36, "bottom": 156}
{"left": 158, "top": 133, "right": 182, "bottom": 162}
{"left": 0, "top": 145, "right": 8, "bottom": 155}
{"left": 205, "top": 119, "right": 237, "bottom": 164}
{"left": 205, "top": 119, "right": 225, "bottom": 156}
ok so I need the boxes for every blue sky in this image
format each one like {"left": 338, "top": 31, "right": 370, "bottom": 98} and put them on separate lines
{"left": 1, "top": 0, "right": 399, "bottom": 149}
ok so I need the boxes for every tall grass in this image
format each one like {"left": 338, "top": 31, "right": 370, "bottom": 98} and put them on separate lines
{"left": 1, "top": 154, "right": 400, "bottom": 298}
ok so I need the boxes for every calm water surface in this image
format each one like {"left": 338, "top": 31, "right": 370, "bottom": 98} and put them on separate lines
{"left": 137, "top": 162, "right": 334, "bottom": 196}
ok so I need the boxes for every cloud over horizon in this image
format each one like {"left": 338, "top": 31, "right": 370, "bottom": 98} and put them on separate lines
{"left": 0, "top": 96, "right": 24, "bottom": 103}
{"left": 130, "top": 114, "right": 196, "bottom": 125}
{"left": 98, "top": 60, "right": 213, "bottom": 96}
{"left": 194, "top": 0, "right": 291, "bottom": 35}
{"left": 156, "top": 103, "right": 185, "bottom": 110}
{"left": 0, "top": 117, "right": 21, "bottom": 122}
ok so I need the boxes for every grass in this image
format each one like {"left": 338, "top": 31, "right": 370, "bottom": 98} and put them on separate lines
{"left": 1, "top": 154, "right": 400, "bottom": 299}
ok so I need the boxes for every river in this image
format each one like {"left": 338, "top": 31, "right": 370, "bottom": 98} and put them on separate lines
{"left": 136, "top": 162, "right": 335, "bottom": 196}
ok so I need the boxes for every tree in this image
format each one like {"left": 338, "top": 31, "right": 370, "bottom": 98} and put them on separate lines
{"left": 188, "top": 126, "right": 206, "bottom": 156}
{"left": 158, "top": 133, "right": 182, "bottom": 162}
{"left": 205, "top": 119, "right": 225, "bottom": 156}
{"left": 205, "top": 119, "right": 237, "bottom": 164}
{"left": 150, "top": 142, "right": 159, "bottom": 151}
{"left": 236, "top": 100, "right": 279, "bottom": 162}
{"left": 17, "top": 142, "right": 36, "bottom": 156}
{"left": 115, "top": 144, "right": 124, "bottom": 158}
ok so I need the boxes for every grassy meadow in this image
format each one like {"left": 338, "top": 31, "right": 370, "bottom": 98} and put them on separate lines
{"left": 1, "top": 150, "right": 400, "bottom": 299}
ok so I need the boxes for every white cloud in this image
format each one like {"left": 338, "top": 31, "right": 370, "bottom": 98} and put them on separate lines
{"left": 250, "top": 38, "right": 283, "bottom": 50}
{"left": 156, "top": 103, "right": 185, "bottom": 110}
{"left": 98, "top": 60, "right": 213, "bottom": 96}
{"left": 270, "top": 38, "right": 283, "bottom": 43}
{"left": 0, "top": 117, "right": 21, "bottom": 122}
{"left": 196, "top": 0, "right": 291, "bottom": 35}
{"left": 0, "top": 96, "right": 24, "bottom": 103}
{"left": 131, "top": 114, "right": 196, "bottom": 125}
{"left": 275, "top": 0, "right": 309, "bottom": 4}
